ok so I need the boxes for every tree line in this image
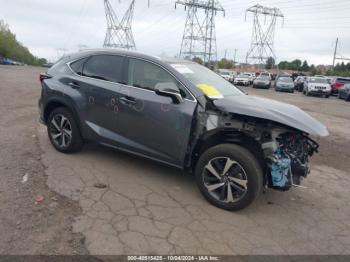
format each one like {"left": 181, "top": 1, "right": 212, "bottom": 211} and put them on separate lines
{"left": 194, "top": 56, "right": 350, "bottom": 77}
{"left": 0, "top": 20, "right": 47, "bottom": 66}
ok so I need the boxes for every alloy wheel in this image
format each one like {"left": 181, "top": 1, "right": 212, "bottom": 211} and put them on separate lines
{"left": 49, "top": 114, "right": 72, "bottom": 148}
{"left": 203, "top": 157, "right": 248, "bottom": 203}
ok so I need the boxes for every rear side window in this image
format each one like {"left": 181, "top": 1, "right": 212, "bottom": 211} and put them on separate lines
{"left": 338, "top": 78, "right": 350, "bottom": 84}
{"left": 83, "top": 55, "right": 125, "bottom": 83}
{"left": 70, "top": 57, "right": 88, "bottom": 75}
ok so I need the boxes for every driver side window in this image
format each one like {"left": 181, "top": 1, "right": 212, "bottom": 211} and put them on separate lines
{"left": 127, "top": 58, "right": 187, "bottom": 98}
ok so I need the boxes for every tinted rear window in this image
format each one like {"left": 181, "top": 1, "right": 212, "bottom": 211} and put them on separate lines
{"left": 338, "top": 78, "right": 350, "bottom": 84}
{"left": 309, "top": 78, "right": 328, "bottom": 84}
{"left": 70, "top": 57, "right": 88, "bottom": 75}
{"left": 83, "top": 55, "right": 125, "bottom": 83}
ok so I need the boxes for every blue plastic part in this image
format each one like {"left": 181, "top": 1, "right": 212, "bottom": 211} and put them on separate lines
{"left": 270, "top": 150, "right": 291, "bottom": 188}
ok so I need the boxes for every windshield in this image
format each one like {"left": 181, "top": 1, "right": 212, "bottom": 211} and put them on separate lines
{"left": 170, "top": 62, "right": 243, "bottom": 97}
{"left": 279, "top": 77, "right": 293, "bottom": 83}
{"left": 338, "top": 78, "right": 350, "bottom": 84}
{"left": 309, "top": 78, "right": 329, "bottom": 84}
{"left": 238, "top": 74, "right": 249, "bottom": 78}
{"left": 257, "top": 76, "right": 270, "bottom": 81}
{"left": 220, "top": 72, "right": 230, "bottom": 75}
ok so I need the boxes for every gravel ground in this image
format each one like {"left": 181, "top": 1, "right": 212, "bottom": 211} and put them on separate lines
{"left": 1, "top": 65, "right": 350, "bottom": 255}
{"left": 0, "top": 65, "right": 88, "bottom": 254}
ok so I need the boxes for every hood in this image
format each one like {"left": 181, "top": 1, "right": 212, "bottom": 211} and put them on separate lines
{"left": 235, "top": 77, "right": 249, "bottom": 81}
{"left": 213, "top": 95, "right": 329, "bottom": 137}
{"left": 277, "top": 82, "right": 294, "bottom": 86}
{"left": 309, "top": 83, "right": 330, "bottom": 87}
{"left": 255, "top": 79, "right": 270, "bottom": 83}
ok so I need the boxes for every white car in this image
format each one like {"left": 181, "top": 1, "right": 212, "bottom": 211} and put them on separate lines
{"left": 218, "top": 71, "right": 234, "bottom": 82}
{"left": 234, "top": 74, "right": 250, "bottom": 86}
{"left": 303, "top": 77, "right": 331, "bottom": 98}
{"left": 243, "top": 72, "right": 256, "bottom": 84}
{"left": 259, "top": 71, "right": 272, "bottom": 80}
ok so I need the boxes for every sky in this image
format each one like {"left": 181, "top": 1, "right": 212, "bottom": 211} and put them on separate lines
{"left": 1, "top": 0, "right": 350, "bottom": 65}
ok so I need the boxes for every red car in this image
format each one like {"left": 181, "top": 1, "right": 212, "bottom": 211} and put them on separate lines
{"left": 330, "top": 77, "right": 350, "bottom": 94}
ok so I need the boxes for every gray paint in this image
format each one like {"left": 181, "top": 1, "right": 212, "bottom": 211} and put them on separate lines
{"left": 213, "top": 95, "right": 329, "bottom": 137}
{"left": 41, "top": 48, "right": 329, "bottom": 170}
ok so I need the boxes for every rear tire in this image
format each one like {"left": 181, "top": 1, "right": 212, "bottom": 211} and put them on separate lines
{"left": 195, "top": 144, "right": 263, "bottom": 211}
{"left": 47, "top": 107, "right": 83, "bottom": 153}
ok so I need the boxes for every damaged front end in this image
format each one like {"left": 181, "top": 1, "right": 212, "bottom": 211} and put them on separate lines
{"left": 262, "top": 131, "right": 319, "bottom": 191}
{"left": 188, "top": 99, "right": 323, "bottom": 192}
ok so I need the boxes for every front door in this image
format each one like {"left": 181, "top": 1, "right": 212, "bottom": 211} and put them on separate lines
{"left": 116, "top": 57, "right": 197, "bottom": 167}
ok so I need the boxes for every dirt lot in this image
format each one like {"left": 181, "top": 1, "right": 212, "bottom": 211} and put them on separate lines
{"left": 1, "top": 65, "right": 350, "bottom": 255}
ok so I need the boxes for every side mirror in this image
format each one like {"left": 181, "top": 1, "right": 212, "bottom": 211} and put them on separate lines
{"left": 155, "top": 82, "right": 184, "bottom": 104}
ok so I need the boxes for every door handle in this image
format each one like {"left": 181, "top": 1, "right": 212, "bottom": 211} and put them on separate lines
{"left": 120, "top": 96, "right": 136, "bottom": 105}
{"left": 68, "top": 82, "right": 80, "bottom": 89}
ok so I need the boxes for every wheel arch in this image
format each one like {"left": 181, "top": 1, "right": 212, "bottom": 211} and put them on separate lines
{"left": 44, "top": 98, "right": 81, "bottom": 130}
{"left": 189, "top": 129, "right": 266, "bottom": 173}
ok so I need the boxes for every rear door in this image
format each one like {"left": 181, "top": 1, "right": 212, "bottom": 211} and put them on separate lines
{"left": 115, "top": 57, "right": 197, "bottom": 167}
{"left": 69, "top": 54, "right": 127, "bottom": 141}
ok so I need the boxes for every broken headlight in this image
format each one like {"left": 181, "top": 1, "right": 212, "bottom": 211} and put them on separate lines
{"left": 266, "top": 132, "right": 319, "bottom": 191}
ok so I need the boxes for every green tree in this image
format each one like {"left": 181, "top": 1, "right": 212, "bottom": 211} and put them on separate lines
{"left": 217, "top": 58, "right": 234, "bottom": 69}
{"left": 265, "top": 57, "right": 275, "bottom": 69}
{"left": 192, "top": 57, "right": 203, "bottom": 65}
{"left": 0, "top": 19, "right": 46, "bottom": 66}
{"left": 278, "top": 61, "right": 288, "bottom": 70}
{"left": 301, "top": 60, "right": 310, "bottom": 72}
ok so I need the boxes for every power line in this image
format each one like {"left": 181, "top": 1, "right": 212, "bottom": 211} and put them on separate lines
{"left": 245, "top": 4, "right": 284, "bottom": 65}
{"left": 333, "top": 38, "right": 350, "bottom": 67}
{"left": 103, "top": 0, "right": 136, "bottom": 50}
{"left": 176, "top": 0, "right": 225, "bottom": 64}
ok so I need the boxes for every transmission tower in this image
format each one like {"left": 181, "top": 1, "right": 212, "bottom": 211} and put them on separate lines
{"left": 245, "top": 4, "right": 284, "bottom": 65}
{"left": 176, "top": 0, "right": 225, "bottom": 64}
{"left": 103, "top": 0, "right": 136, "bottom": 50}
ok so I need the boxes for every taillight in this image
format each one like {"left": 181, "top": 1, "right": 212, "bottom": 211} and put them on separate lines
{"left": 331, "top": 81, "right": 343, "bottom": 89}
{"left": 39, "top": 73, "right": 52, "bottom": 83}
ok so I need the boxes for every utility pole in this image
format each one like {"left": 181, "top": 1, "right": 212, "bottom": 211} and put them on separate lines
{"left": 333, "top": 37, "right": 339, "bottom": 68}
{"left": 233, "top": 48, "right": 237, "bottom": 64}
{"left": 245, "top": 4, "right": 284, "bottom": 65}
{"left": 103, "top": 0, "right": 136, "bottom": 50}
{"left": 176, "top": 0, "right": 225, "bottom": 65}
{"left": 332, "top": 38, "right": 350, "bottom": 68}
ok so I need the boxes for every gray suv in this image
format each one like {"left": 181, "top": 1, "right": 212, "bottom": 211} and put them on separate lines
{"left": 39, "top": 49, "right": 329, "bottom": 211}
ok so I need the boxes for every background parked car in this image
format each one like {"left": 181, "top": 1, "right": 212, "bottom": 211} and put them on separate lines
{"left": 259, "top": 71, "right": 272, "bottom": 80}
{"left": 330, "top": 77, "right": 350, "bottom": 95}
{"left": 218, "top": 70, "right": 235, "bottom": 82}
{"left": 338, "top": 83, "right": 350, "bottom": 101}
{"left": 245, "top": 72, "right": 256, "bottom": 84}
{"left": 275, "top": 72, "right": 291, "bottom": 81}
{"left": 253, "top": 75, "right": 271, "bottom": 89}
{"left": 294, "top": 76, "right": 306, "bottom": 92}
{"left": 234, "top": 73, "right": 250, "bottom": 86}
{"left": 303, "top": 77, "right": 331, "bottom": 98}
{"left": 275, "top": 77, "right": 294, "bottom": 92}
{"left": 1, "top": 58, "right": 14, "bottom": 65}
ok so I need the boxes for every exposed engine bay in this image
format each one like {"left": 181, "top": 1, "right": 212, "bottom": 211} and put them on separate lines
{"left": 190, "top": 106, "right": 320, "bottom": 192}
{"left": 262, "top": 131, "right": 319, "bottom": 191}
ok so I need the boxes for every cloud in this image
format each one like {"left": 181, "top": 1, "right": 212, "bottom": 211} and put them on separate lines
{"left": 1, "top": 0, "right": 349, "bottom": 64}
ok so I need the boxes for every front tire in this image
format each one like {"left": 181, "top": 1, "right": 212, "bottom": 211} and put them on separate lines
{"left": 47, "top": 107, "right": 83, "bottom": 153}
{"left": 195, "top": 144, "right": 263, "bottom": 211}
